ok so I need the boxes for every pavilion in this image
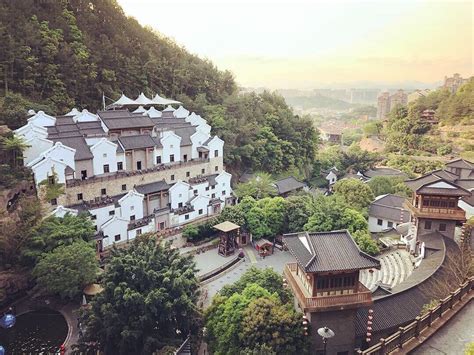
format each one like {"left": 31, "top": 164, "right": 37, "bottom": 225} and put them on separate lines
{"left": 213, "top": 221, "right": 240, "bottom": 257}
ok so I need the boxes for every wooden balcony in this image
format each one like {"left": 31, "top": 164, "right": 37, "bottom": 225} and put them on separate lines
{"left": 404, "top": 202, "right": 466, "bottom": 221}
{"left": 284, "top": 263, "right": 373, "bottom": 312}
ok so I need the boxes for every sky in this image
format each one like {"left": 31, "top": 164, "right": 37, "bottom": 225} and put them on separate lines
{"left": 117, "top": 0, "right": 473, "bottom": 89}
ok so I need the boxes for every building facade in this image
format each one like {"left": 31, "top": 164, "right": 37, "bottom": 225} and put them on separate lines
{"left": 15, "top": 97, "right": 233, "bottom": 250}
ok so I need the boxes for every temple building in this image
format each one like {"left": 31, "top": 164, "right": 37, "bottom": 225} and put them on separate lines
{"left": 14, "top": 92, "right": 234, "bottom": 251}
{"left": 283, "top": 230, "right": 380, "bottom": 354}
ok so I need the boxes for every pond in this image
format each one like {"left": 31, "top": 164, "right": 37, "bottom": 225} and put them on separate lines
{"left": 0, "top": 308, "right": 68, "bottom": 354}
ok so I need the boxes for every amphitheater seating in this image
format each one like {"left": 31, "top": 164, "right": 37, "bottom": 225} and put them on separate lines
{"left": 359, "top": 249, "right": 414, "bottom": 292}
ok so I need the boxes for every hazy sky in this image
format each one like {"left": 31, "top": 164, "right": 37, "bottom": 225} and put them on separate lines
{"left": 117, "top": 0, "right": 473, "bottom": 89}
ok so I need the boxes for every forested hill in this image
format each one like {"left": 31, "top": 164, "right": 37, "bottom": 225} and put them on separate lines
{"left": 0, "top": 0, "right": 235, "bottom": 112}
{"left": 0, "top": 0, "right": 319, "bottom": 177}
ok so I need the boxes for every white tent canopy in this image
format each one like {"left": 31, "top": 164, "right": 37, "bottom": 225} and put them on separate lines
{"left": 145, "top": 107, "right": 162, "bottom": 118}
{"left": 133, "top": 105, "right": 147, "bottom": 114}
{"left": 174, "top": 105, "right": 189, "bottom": 119}
{"left": 135, "top": 92, "right": 154, "bottom": 106}
{"left": 151, "top": 93, "right": 181, "bottom": 105}
{"left": 112, "top": 94, "right": 137, "bottom": 106}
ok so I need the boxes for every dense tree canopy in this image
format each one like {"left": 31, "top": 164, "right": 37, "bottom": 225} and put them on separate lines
{"left": 234, "top": 172, "right": 277, "bottom": 200}
{"left": 367, "top": 176, "right": 411, "bottom": 198}
{"left": 205, "top": 268, "right": 308, "bottom": 354}
{"left": 32, "top": 240, "right": 99, "bottom": 300}
{"left": 333, "top": 178, "right": 375, "bottom": 213}
{"left": 81, "top": 237, "right": 200, "bottom": 354}
{"left": 284, "top": 195, "right": 314, "bottom": 233}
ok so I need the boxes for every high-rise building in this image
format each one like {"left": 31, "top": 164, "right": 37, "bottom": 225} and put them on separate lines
{"left": 376, "top": 92, "right": 390, "bottom": 119}
{"left": 442, "top": 73, "right": 469, "bottom": 93}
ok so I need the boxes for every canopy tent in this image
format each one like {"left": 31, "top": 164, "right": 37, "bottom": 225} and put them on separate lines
{"left": 174, "top": 105, "right": 190, "bottom": 118}
{"left": 133, "top": 105, "right": 147, "bottom": 114}
{"left": 151, "top": 93, "right": 182, "bottom": 105}
{"left": 65, "top": 108, "right": 80, "bottom": 116}
{"left": 135, "top": 92, "right": 154, "bottom": 106}
{"left": 145, "top": 107, "right": 162, "bottom": 118}
{"left": 111, "top": 94, "right": 138, "bottom": 107}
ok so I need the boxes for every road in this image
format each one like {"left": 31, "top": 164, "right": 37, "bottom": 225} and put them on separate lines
{"left": 413, "top": 300, "right": 474, "bottom": 355}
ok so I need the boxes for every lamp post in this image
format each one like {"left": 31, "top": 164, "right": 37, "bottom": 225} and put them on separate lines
{"left": 317, "top": 326, "right": 335, "bottom": 355}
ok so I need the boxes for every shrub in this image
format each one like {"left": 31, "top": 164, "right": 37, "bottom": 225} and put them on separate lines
{"left": 437, "top": 144, "right": 453, "bottom": 156}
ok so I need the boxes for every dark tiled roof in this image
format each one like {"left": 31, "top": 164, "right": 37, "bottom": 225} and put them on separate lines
{"left": 283, "top": 230, "right": 380, "bottom": 273}
{"left": 445, "top": 158, "right": 474, "bottom": 170}
{"left": 98, "top": 110, "right": 155, "bottom": 130}
{"left": 274, "top": 176, "right": 306, "bottom": 195}
{"left": 369, "top": 194, "right": 409, "bottom": 223}
{"left": 405, "top": 174, "right": 440, "bottom": 191}
{"left": 68, "top": 193, "right": 126, "bottom": 212}
{"left": 51, "top": 136, "right": 93, "bottom": 160}
{"left": 362, "top": 167, "right": 407, "bottom": 179}
{"left": 417, "top": 184, "right": 470, "bottom": 196}
{"left": 118, "top": 134, "right": 157, "bottom": 150}
{"left": 174, "top": 126, "right": 197, "bottom": 146}
{"left": 461, "top": 193, "right": 474, "bottom": 206}
{"left": 135, "top": 180, "right": 170, "bottom": 195}
{"left": 431, "top": 169, "right": 458, "bottom": 181}
{"left": 456, "top": 179, "right": 474, "bottom": 190}
{"left": 189, "top": 174, "right": 218, "bottom": 186}
{"left": 47, "top": 121, "right": 105, "bottom": 139}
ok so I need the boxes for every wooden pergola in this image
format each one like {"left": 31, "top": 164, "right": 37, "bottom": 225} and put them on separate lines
{"left": 214, "top": 221, "right": 240, "bottom": 257}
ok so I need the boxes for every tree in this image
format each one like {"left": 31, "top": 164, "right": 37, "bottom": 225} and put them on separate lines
{"left": 258, "top": 197, "right": 287, "bottom": 237}
{"left": 32, "top": 240, "right": 99, "bottom": 300}
{"left": 367, "top": 176, "right": 411, "bottom": 198}
{"left": 205, "top": 282, "right": 308, "bottom": 355}
{"left": 182, "top": 224, "right": 199, "bottom": 241}
{"left": 333, "top": 178, "right": 375, "bottom": 212}
{"left": 340, "top": 144, "right": 380, "bottom": 173}
{"left": 351, "top": 230, "right": 379, "bottom": 256}
{"left": 217, "top": 205, "right": 246, "bottom": 226}
{"left": 246, "top": 206, "right": 271, "bottom": 239}
{"left": 0, "top": 134, "right": 29, "bottom": 168}
{"left": 284, "top": 194, "right": 314, "bottom": 233}
{"left": 234, "top": 172, "right": 277, "bottom": 200}
{"left": 81, "top": 237, "right": 200, "bottom": 354}
{"left": 23, "top": 213, "right": 95, "bottom": 263}
{"left": 219, "top": 267, "right": 291, "bottom": 303}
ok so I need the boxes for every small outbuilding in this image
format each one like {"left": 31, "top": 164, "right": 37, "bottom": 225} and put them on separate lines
{"left": 214, "top": 221, "right": 240, "bottom": 257}
{"left": 254, "top": 238, "right": 273, "bottom": 257}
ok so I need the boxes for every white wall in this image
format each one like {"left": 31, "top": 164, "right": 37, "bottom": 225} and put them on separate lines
{"left": 116, "top": 152, "right": 126, "bottom": 170}
{"left": 153, "top": 147, "right": 163, "bottom": 165}
{"left": 90, "top": 204, "right": 117, "bottom": 230}
{"left": 43, "top": 142, "right": 76, "bottom": 169}
{"left": 101, "top": 217, "right": 129, "bottom": 248}
{"left": 215, "top": 171, "right": 232, "bottom": 200}
{"left": 191, "top": 130, "right": 211, "bottom": 159}
{"left": 31, "top": 158, "right": 67, "bottom": 185}
{"left": 190, "top": 195, "right": 211, "bottom": 220}
{"left": 368, "top": 216, "right": 398, "bottom": 233}
{"left": 207, "top": 136, "right": 224, "bottom": 159}
{"left": 90, "top": 138, "right": 118, "bottom": 175}
{"left": 459, "top": 200, "right": 474, "bottom": 219}
{"left": 118, "top": 191, "right": 145, "bottom": 221}
{"left": 127, "top": 219, "right": 155, "bottom": 241}
{"left": 160, "top": 132, "right": 181, "bottom": 164}
{"left": 326, "top": 171, "right": 337, "bottom": 185}
{"left": 189, "top": 182, "right": 208, "bottom": 198}
{"left": 27, "top": 111, "right": 56, "bottom": 127}
{"left": 169, "top": 181, "right": 190, "bottom": 209}
{"left": 51, "top": 206, "right": 78, "bottom": 218}
{"left": 15, "top": 123, "right": 48, "bottom": 141}
{"left": 23, "top": 136, "right": 53, "bottom": 165}
{"left": 73, "top": 110, "right": 98, "bottom": 123}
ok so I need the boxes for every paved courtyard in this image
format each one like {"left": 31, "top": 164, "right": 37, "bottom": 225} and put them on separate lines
{"left": 201, "top": 245, "right": 295, "bottom": 301}
{"left": 414, "top": 300, "right": 474, "bottom": 355}
{"left": 193, "top": 248, "right": 233, "bottom": 276}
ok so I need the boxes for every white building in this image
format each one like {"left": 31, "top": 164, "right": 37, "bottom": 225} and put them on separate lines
{"left": 368, "top": 194, "right": 410, "bottom": 233}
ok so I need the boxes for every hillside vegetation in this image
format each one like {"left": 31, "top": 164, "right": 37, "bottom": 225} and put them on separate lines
{"left": 0, "top": 0, "right": 318, "bottom": 177}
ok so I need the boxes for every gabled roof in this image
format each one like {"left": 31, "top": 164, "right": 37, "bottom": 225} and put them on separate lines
{"left": 50, "top": 136, "right": 93, "bottom": 160}
{"left": 274, "top": 176, "right": 306, "bottom": 195}
{"left": 118, "top": 134, "right": 157, "bottom": 150}
{"left": 369, "top": 194, "right": 409, "bottom": 223}
{"left": 135, "top": 180, "right": 170, "bottom": 195}
{"left": 362, "top": 167, "right": 407, "bottom": 179}
{"left": 98, "top": 110, "right": 155, "bottom": 130}
{"left": 65, "top": 108, "right": 80, "bottom": 116}
{"left": 415, "top": 179, "right": 471, "bottom": 196}
{"left": 446, "top": 158, "right": 473, "bottom": 170}
{"left": 283, "top": 230, "right": 380, "bottom": 273}
{"left": 174, "top": 126, "right": 197, "bottom": 146}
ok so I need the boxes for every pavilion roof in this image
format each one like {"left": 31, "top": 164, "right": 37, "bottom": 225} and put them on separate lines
{"left": 151, "top": 93, "right": 182, "bottom": 105}
{"left": 213, "top": 221, "right": 240, "bottom": 232}
{"left": 112, "top": 94, "right": 137, "bottom": 106}
{"left": 135, "top": 92, "right": 154, "bottom": 105}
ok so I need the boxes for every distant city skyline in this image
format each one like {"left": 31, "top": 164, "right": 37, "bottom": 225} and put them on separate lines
{"left": 117, "top": 0, "right": 473, "bottom": 89}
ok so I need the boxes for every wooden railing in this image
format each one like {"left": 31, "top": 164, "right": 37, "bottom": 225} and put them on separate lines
{"left": 284, "top": 264, "right": 373, "bottom": 312}
{"left": 404, "top": 202, "right": 466, "bottom": 220}
{"left": 357, "top": 277, "right": 474, "bottom": 355}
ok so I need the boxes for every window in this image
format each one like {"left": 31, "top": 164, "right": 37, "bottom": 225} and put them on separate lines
{"left": 424, "top": 221, "right": 432, "bottom": 230}
{"left": 130, "top": 206, "right": 134, "bottom": 211}
{"left": 136, "top": 229, "right": 142, "bottom": 235}
{"left": 199, "top": 209, "right": 203, "bottom": 215}
{"left": 377, "top": 219, "right": 383, "bottom": 226}
{"left": 81, "top": 170, "right": 87, "bottom": 180}
{"left": 130, "top": 215, "right": 135, "bottom": 221}
{"left": 109, "top": 210, "right": 115, "bottom": 216}
{"left": 50, "top": 198, "right": 57, "bottom": 206}
{"left": 121, "top": 184, "right": 127, "bottom": 191}
{"left": 185, "top": 214, "right": 189, "bottom": 220}
{"left": 178, "top": 202, "right": 183, "bottom": 208}
{"left": 48, "top": 176, "right": 55, "bottom": 185}
{"left": 117, "top": 162, "right": 123, "bottom": 170}
{"left": 212, "top": 193, "right": 216, "bottom": 198}
{"left": 387, "top": 221, "right": 393, "bottom": 228}
{"left": 212, "top": 185, "right": 215, "bottom": 189}
{"left": 101, "top": 188, "right": 107, "bottom": 195}
{"left": 439, "top": 223, "right": 447, "bottom": 232}
{"left": 103, "top": 153, "right": 107, "bottom": 158}
{"left": 103, "top": 164, "right": 110, "bottom": 173}
{"left": 183, "top": 154, "right": 188, "bottom": 162}
{"left": 448, "top": 201, "right": 456, "bottom": 208}
{"left": 77, "top": 193, "right": 83, "bottom": 201}
{"left": 136, "top": 161, "right": 142, "bottom": 170}
{"left": 194, "top": 189, "right": 198, "bottom": 195}
{"left": 222, "top": 191, "right": 226, "bottom": 196}
{"left": 156, "top": 156, "right": 162, "bottom": 164}
{"left": 91, "top": 215, "right": 97, "bottom": 220}
{"left": 171, "top": 174, "right": 175, "bottom": 181}
{"left": 201, "top": 168, "right": 205, "bottom": 174}
{"left": 205, "top": 187, "right": 209, "bottom": 191}
{"left": 114, "top": 234, "right": 121, "bottom": 242}
{"left": 215, "top": 166, "right": 219, "bottom": 172}
{"left": 214, "top": 149, "right": 219, "bottom": 157}
{"left": 170, "top": 154, "right": 175, "bottom": 162}
{"left": 186, "top": 171, "right": 190, "bottom": 177}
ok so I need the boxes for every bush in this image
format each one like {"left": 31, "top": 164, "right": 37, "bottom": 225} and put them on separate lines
{"left": 437, "top": 144, "right": 453, "bottom": 156}
{"left": 352, "top": 230, "right": 380, "bottom": 256}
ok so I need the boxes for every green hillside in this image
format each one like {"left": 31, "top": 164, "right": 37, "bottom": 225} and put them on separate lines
{"left": 283, "top": 94, "right": 354, "bottom": 110}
